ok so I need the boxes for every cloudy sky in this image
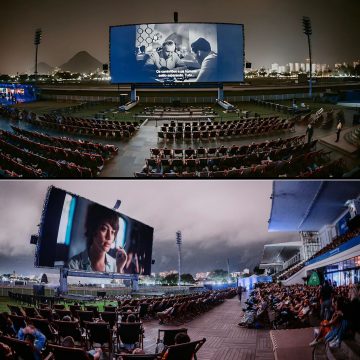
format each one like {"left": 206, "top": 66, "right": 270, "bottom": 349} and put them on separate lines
{"left": 0, "top": 180, "right": 298, "bottom": 278}
{"left": 1, "top": 0, "right": 359, "bottom": 74}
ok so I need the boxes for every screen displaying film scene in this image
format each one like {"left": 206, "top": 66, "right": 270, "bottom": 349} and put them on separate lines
{"left": 35, "top": 186, "right": 154, "bottom": 275}
{"left": 110, "top": 23, "right": 244, "bottom": 84}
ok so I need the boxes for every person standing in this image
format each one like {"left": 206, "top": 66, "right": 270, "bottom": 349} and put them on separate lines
{"left": 335, "top": 121, "right": 342, "bottom": 142}
{"left": 237, "top": 285, "right": 243, "bottom": 302}
{"left": 306, "top": 123, "right": 314, "bottom": 144}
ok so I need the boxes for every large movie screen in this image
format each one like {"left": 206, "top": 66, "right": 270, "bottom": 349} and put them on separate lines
{"left": 110, "top": 23, "right": 244, "bottom": 84}
{"left": 35, "top": 187, "right": 154, "bottom": 275}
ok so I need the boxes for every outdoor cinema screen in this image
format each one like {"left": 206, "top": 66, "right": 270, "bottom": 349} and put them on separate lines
{"left": 110, "top": 23, "right": 244, "bottom": 84}
{"left": 35, "top": 187, "right": 154, "bottom": 275}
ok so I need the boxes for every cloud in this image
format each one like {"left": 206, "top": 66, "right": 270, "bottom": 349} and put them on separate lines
{"left": 0, "top": 180, "right": 298, "bottom": 275}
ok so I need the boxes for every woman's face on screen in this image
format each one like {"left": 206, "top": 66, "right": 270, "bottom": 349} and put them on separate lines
{"left": 92, "top": 221, "right": 116, "bottom": 253}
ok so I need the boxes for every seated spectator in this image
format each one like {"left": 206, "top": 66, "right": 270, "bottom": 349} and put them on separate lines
{"left": 309, "top": 297, "right": 347, "bottom": 347}
{"left": 17, "top": 325, "right": 46, "bottom": 360}
{"left": 160, "top": 332, "right": 191, "bottom": 360}
{"left": 62, "top": 335, "right": 102, "bottom": 360}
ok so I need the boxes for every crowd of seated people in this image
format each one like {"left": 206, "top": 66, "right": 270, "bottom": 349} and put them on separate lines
{"left": 276, "top": 223, "right": 360, "bottom": 281}
{"left": 157, "top": 116, "right": 295, "bottom": 140}
{"left": 0, "top": 288, "right": 235, "bottom": 359}
{"left": 239, "top": 282, "right": 360, "bottom": 350}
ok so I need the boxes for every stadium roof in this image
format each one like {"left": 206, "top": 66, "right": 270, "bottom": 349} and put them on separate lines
{"left": 268, "top": 181, "right": 360, "bottom": 232}
{"left": 259, "top": 241, "right": 302, "bottom": 268}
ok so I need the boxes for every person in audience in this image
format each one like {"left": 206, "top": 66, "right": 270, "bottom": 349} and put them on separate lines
{"left": 237, "top": 285, "right": 243, "bottom": 302}
{"left": 62, "top": 335, "right": 102, "bottom": 360}
{"left": 132, "top": 347, "right": 146, "bottom": 354}
{"left": 67, "top": 203, "right": 127, "bottom": 273}
{"left": 320, "top": 280, "right": 333, "bottom": 320}
{"left": 160, "top": 332, "right": 191, "bottom": 360}
{"left": 17, "top": 325, "right": 46, "bottom": 360}
{"left": 309, "top": 297, "right": 347, "bottom": 348}
{"left": 305, "top": 123, "right": 314, "bottom": 144}
{"left": 190, "top": 38, "right": 217, "bottom": 82}
{"left": 335, "top": 120, "right": 342, "bottom": 142}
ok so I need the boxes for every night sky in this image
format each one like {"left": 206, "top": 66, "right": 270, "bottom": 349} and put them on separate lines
{"left": 0, "top": 180, "right": 298, "bottom": 277}
{"left": 1, "top": 0, "right": 359, "bottom": 74}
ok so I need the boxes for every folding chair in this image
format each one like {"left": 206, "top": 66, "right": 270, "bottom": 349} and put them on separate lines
{"left": 85, "top": 322, "right": 112, "bottom": 355}
{"left": 47, "top": 344, "right": 91, "bottom": 360}
{"left": 28, "top": 317, "right": 57, "bottom": 342}
{"left": 117, "top": 322, "right": 144, "bottom": 352}
{"left": 0, "top": 335, "right": 43, "bottom": 360}
{"left": 155, "top": 328, "right": 188, "bottom": 353}
{"left": 160, "top": 338, "right": 206, "bottom": 360}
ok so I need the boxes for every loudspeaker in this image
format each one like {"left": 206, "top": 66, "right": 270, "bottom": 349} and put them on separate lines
{"left": 174, "top": 12, "right": 178, "bottom": 23}
{"left": 102, "top": 64, "right": 109, "bottom": 73}
{"left": 33, "top": 285, "right": 45, "bottom": 296}
{"left": 151, "top": 259, "right": 155, "bottom": 265}
{"left": 97, "top": 291, "right": 106, "bottom": 298}
{"left": 246, "top": 62, "right": 252, "bottom": 69}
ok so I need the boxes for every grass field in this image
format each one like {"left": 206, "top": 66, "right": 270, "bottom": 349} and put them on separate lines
{"left": 0, "top": 296, "right": 120, "bottom": 313}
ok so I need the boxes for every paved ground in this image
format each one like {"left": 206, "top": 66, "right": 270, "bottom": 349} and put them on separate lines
{"left": 141, "top": 296, "right": 274, "bottom": 360}
{"left": 0, "top": 107, "right": 358, "bottom": 177}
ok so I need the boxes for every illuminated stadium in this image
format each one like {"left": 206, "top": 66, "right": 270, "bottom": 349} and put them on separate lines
{"left": 0, "top": 20, "right": 359, "bottom": 178}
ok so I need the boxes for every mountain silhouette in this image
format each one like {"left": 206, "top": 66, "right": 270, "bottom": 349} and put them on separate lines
{"left": 60, "top": 51, "right": 102, "bottom": 73}
{"left": 31, "top": 62, "right": 54, "bottom": 74}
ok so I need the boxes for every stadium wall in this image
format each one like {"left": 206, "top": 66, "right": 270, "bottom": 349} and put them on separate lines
{"left": 40, "top": 92, "right": 319, "bottom": 104}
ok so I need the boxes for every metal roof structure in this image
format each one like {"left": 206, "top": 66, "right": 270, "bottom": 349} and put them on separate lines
{"left": 268, "top": 181, "right": 360, "bottom": 232}
{"left": 259, "top": 241, "right": 302, "bottom": 269}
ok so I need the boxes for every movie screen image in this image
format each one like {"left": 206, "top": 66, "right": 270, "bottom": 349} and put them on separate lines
{"left": 110, "top": 23, "right": 244, "bottom": 84}
{"left": 35, "top": 187, "right": 154, "bottom": 275}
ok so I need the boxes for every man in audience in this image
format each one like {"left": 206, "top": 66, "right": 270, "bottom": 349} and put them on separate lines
{"left": 320, "top": 280, "right": 333, "bottom": 320}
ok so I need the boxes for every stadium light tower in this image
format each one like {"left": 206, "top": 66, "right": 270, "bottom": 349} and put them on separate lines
{"left": 302, "top": 16, "right": 313, "bottom": 97}
{"left": 176, "top": 231, "right": 182, "bottom": 286}
{"left": 34, "top": 28, "right": 42, "bottom": 81}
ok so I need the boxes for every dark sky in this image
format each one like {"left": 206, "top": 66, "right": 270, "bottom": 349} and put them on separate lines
{"left": 0, "top": 180, "right": 298, "bottom": 278}
{"left": 1, "top": 0, "right": 359, "bottom": 74}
